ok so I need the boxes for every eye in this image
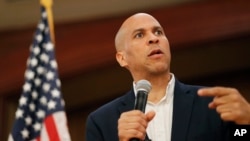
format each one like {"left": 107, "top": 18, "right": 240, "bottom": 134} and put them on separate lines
{"left": 155, "top": 29, "right": 163, "bottom": 36}
{"left": 134, "top": 32, "right": 144, "bottom": 38}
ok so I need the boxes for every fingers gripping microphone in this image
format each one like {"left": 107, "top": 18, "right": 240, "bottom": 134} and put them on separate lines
{"left": 130, "top": 80, "right": 152, "bottom": 141}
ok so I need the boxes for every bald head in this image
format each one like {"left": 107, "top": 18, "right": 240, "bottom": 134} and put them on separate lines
{"left": 115, "top": 13, "right": 161, "bottom": 51}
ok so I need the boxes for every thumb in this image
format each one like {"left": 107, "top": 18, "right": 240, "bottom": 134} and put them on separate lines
{"left": 146, "top": 110, "right": 156, "bottom": 122}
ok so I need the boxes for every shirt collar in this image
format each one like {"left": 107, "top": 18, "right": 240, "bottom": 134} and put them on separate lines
{"left": 133, "top": 73, "right": 176, "bottom": 99}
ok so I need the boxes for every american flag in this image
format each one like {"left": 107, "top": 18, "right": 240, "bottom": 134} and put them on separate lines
{"left": 8, "top": 6, "right": 71, "bottom": 141}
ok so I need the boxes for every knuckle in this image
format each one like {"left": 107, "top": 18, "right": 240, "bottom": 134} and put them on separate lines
{"left": 230, "top": 88, "right": 239, "bottom": 93}
{"left": 134, "top": 123, "right": 141, "bottom": 130}
{"left": 233, "top": 102, "right": 241, "bottom": 109}
{"left": 231, "top": 94, "right": 240, "bottom": 101}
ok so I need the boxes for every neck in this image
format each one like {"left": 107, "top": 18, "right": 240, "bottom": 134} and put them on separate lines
{"left": 147, "top": 73, "right": 171, "bottom": 103}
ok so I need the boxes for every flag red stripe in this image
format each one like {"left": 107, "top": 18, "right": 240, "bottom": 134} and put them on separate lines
{"left": 44, "top": 115, "right": 60, "bottom": 141}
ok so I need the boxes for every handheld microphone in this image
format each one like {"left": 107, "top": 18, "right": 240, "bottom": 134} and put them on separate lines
{"left": 130, "top": 79, "right": 152, "bottom": 141}
{"left": 134, "top": 79, "right": 151, "bottom": 112}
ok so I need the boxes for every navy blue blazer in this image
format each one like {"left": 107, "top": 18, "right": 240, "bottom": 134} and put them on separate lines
{"left": 86, "top": 80, "right": 230, "bottom": 141}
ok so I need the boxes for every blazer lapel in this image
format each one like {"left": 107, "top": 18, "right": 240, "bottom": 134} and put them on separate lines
{"left": 171, "top": 80, "right": 195, "bottom": 141}
{"left": 118, "top": 89, "right": 135, "bottom": 114}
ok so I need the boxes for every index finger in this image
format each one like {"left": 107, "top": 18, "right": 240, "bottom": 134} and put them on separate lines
{"left": 198, "top": 87, "right": 235, "bottom": 97}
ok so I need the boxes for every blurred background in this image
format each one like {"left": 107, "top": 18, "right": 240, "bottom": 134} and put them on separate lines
{"left": 1, "top": 0, "right": 250, "bottom": 140}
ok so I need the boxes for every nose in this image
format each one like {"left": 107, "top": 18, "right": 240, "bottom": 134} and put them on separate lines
{"left": 148, "top": 34, "right": 159, "bottom": 44}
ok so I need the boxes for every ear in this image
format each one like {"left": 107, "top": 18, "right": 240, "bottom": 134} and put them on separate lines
{"left": 116, "top": 51, "right": 128, "bottom": 67}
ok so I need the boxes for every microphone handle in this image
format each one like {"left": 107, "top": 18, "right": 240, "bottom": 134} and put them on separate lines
{"left": 130, "top": 91, "right": 148, "bottom": 141}
{"left": 134, "top": 91, "right": 148, "bottom": 112}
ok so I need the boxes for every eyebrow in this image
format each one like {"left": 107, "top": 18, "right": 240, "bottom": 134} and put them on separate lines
{"left": 132, "top": 26, "right": 163, "bottom": 34}
{"left": 132, "top": 28, "right": 144, "bottom": 35}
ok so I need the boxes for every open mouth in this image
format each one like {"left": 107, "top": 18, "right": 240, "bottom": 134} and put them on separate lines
{"left": 148, "top": 49, "right": 163, "bottom": 56}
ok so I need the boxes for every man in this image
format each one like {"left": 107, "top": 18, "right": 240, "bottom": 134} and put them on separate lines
{"left": 85, "top": 13, "right": 250, "bottom": 141}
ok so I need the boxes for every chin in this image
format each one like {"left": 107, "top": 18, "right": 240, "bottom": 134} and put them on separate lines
{"left": 151, "top": 66, "right": 169, "bottom": 74}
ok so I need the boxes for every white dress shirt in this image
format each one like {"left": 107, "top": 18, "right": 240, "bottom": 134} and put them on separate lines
{"left": 133, "top": 74, "right": 175, "bottom": 141}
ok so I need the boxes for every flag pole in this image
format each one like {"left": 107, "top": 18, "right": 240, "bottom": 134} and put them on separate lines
{"left": 40, "top": 0, "right": 55, "bottom": 44}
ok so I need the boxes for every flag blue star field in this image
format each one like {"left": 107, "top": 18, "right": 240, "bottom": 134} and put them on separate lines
{"left": 8, "top": 6, "right": 71, "bottom": 141}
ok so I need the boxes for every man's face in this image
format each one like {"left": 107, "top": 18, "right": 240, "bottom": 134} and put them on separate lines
{"left": 116, "top": 13, "right": 171, "bottom": 78}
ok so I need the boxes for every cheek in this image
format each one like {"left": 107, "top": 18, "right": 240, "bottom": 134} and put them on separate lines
{"left": 162, "top": 40, "right": 171, "bottom": 56}
{"left": 125, "top": 43, "right": 141, "bottom": 57}
{"left": 125, "top": 41, "right": 147, "bottom": 61}
{"left": 125, "top": 51, "right": 137, "bottom": 63}
{"left": 125, "top": 50, "right": 143, "bottom": 66}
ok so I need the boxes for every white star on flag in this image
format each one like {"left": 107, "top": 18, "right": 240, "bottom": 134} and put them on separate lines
{"left": 21, "top": 128, "right": 29, "bottom": 139}
{"left": 19, "top": 96, "right": 27, "bottom": 106}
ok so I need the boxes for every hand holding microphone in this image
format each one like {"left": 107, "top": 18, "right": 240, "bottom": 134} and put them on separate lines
{"left": 118, "top": 80, "right": 155, "bottom": 141}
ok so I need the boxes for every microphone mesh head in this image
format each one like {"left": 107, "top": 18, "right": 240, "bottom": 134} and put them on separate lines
{"left": 135, "top": 80, "right": 152, "bottom": 92}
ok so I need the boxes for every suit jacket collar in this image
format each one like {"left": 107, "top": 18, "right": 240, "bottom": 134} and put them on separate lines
{"left": 171, "top": 79, "right": 195, "bottom": 141}
{"left": 118, "top": 89, "right": 135, "bottom": 113}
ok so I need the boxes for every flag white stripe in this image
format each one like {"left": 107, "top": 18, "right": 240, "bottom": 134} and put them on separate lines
{"left": 41, "top": 123, "right": 49, "bottom": 141}
{"left": 53, "top": 111, "right": 71, "bottom": 141}
{"left": 7, "top": 134, "right": 14, "bottom": 141}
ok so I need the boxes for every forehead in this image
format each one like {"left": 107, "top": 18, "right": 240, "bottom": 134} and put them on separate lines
{"left": 121, "top": 14, "right": 162, "bottom": 32}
